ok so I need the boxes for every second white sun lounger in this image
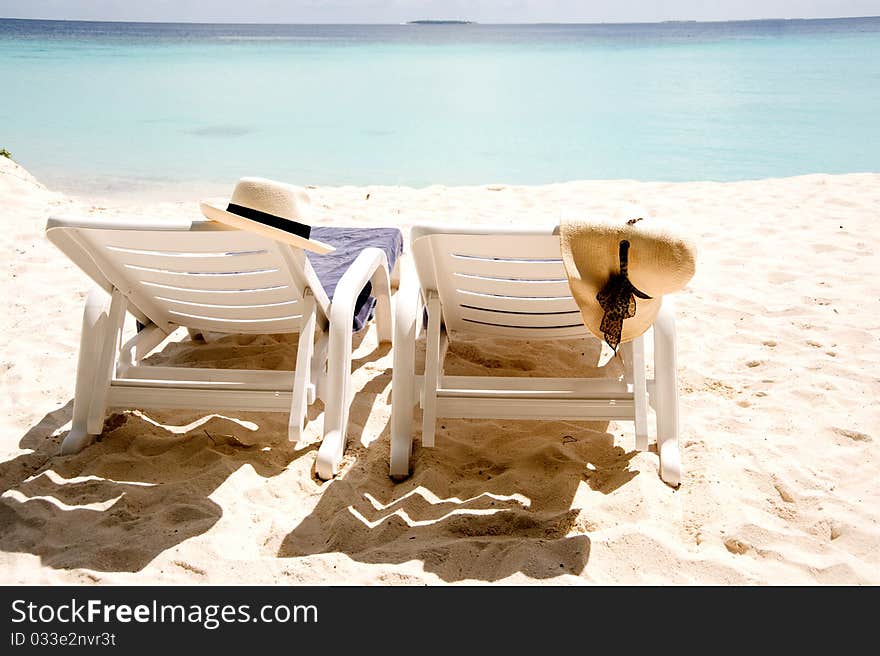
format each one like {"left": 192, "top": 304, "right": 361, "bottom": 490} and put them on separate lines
{"left": 389, "top": 224, "right": 682, "bottom": 486}
{"left": 46, "top": 215, "right": 396, "bottom": 479}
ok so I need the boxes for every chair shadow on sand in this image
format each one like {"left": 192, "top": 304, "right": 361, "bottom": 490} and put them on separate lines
{"left": 0, "top": 407, "right": 311, "bottom": 573}
{"left": 279, "top": 334, "right": 640, "bottom": 583}
{"left": 0, "top": 330, "right": 383, "bottom": 574}
{"left": 0, "top": 329, "right": 641, "bottom": 581}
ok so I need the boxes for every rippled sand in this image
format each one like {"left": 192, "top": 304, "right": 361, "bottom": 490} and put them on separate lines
{"left": 1, "top": 156, "right": 877, "bottom": 584}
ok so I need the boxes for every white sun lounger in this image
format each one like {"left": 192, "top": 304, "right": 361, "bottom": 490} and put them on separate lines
{"left": 389, "top": 224, "right": 682, "bottom": 486}
{"left": 46, "top": 215, "right": 393, "bottom": 480}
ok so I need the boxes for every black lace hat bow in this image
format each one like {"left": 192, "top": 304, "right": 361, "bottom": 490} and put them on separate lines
{"left": 596, "top": 240, "right": 652, "bottom": 352}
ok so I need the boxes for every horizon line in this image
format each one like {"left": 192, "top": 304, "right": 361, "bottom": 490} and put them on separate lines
{"left": 1, "top": 15, "right": 879, "bottom": 27}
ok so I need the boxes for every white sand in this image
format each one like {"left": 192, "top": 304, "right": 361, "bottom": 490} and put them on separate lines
{"left": 1, "top": 155, "right": 878, "bottom": 584}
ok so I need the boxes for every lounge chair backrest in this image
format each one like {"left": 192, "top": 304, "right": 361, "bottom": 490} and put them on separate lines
{"left": 410, "top": 225, "right": 589, "bottom": 339}
{"left": 46, "top": 217, "right": 326, "bottom": 335}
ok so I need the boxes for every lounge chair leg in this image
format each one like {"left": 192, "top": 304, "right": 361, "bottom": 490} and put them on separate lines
{"left": 316, "top": 339, "right": 351, "bottom": 479}
{"left": 621, "top": 340, "right": 634, "bottom": 383}
{"left": 317, "top": 294, "right": 355, "bottom": 480}
{"left": 421, "top": 292, "right": 442, "bottom": 448}
{"left": 289, "top": 291, "right": 316, "bottom": 444}
{"left": 86, "top": 288, "right": 126, "bottom": 435}
{"left": 631, "top": 335, "right": 649, "bottom": 452}
{"left": 311, "top": 332, "right": 328, "bottom": 404}
{"left": 62, "top": 286, "right": 124, "bottom": 455}
{"left": 621, "top": 339, "right": 648, "bottom": 451}
{"left": 390, "top": 278, "right": 421, "bottom": 478}
{"left": 653, "top": 298, "right": 681, "bottom": 487}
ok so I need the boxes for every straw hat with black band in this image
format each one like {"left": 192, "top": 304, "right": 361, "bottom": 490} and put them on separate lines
{"left": 200, "top": 177, "right": 335, "bottom": 254}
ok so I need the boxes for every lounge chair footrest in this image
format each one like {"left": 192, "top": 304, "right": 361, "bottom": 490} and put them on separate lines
{"left": 108, "top": 385, "right": 296, "bottom": 412}
{"left": 434, "top": 397, "right": 635, "bottom": 420}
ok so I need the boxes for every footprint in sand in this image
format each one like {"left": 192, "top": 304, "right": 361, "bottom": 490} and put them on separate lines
{"left": 766, "top": 271, "right": 796, "bottom": 284}
{"left": 812, "top": 243, "right": 839, "bottom": 254}
{"left": 723, "top": 536, "right": 752, "bottom": 555}
{"left": 832, "top": 427, "right": 871, "bottom": 442}
{"left": 773, "top": 481, "right": 795, "bottom": 503}
{"left": 449, "top": 343, "right": 536, "bottom": 371}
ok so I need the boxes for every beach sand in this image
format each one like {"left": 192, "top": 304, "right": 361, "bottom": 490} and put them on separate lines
{"left": 1, "top": 155, "right": 878, "bottom": 584}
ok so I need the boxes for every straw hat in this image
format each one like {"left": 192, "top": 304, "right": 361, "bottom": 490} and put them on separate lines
{"left": 200, "top": 177, "right": 334, "bottom": 254}
{"left": 559, "top": 213, "right": 696, "bottom": 348}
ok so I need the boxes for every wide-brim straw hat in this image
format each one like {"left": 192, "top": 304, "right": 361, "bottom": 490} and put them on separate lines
{"left": 200, "top": 177, "right": 334, "bottom": 254}
{"left": 559, "top": 212, "right": 697, "bottom": 346}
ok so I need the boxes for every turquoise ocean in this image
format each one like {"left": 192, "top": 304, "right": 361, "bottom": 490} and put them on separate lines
{"left": 1, "top": 17, "right": 879, "bottom": 197}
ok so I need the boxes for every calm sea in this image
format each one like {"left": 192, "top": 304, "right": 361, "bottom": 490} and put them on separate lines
{"left": 1, "top": 17, "right": 879, "bottom": 197}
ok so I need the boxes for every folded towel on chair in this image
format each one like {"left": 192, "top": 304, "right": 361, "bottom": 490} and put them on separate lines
{"left": 308, "top": 226, "right": 404, "bottom": 332}
{"left": 559, "top": 214, "right": 696, "bottom": 351}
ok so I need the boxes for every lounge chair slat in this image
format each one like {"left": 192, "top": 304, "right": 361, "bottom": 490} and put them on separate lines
{"left": 111, "top": 250, "right": 282, "bottom": 273}
{"left": 458, "top": 307, "right": 585, "bottom": 329}
{"left": 451, "top": 276, "right": 574, "bottom": 299}
{"left": 90, "top": 228, "right": 275, "bottom": 252}
{"left": 140, "top": 281, "right": 297, "bottom": 305}
{"left": 443, "top": 237, "right": 565, "bottom": 260}
{"left": 456, "top": 323, "right": 590, "bottom": 339}
{"left": 156, "top": 296, "right": 302, "bottom": 321}
{"left": 164, "top": 312, "right": 302, "bottom": 334}
{"left": 126, "top": 267, "right": 293, "bottom": 292}
{"left": 455, "top": 295, "right": 581, "bottom": 315}
{"left": 444, "top": 256, "right": 568, "bottom": 280}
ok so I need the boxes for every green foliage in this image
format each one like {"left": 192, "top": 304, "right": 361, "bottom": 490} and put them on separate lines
{"left": 0, "top": 148, "right": 11, "bottom": 159}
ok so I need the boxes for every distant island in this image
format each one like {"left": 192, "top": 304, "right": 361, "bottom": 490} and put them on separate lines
{"left": 407, "top": 20, "right": 475, "bottom": 25}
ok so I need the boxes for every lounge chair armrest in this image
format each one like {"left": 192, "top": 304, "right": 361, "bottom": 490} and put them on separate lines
{"left": 317, "top": 247, "right": 392, "bottom": 479}
{"left": 329, "top": 246, "right": 393, "bottom": 342}
{"left": 390, "top": 257, "right": 402, "bottom": 289}
{"left": 392, "top": 268, "right": 423, "bottom": 385}
{"left": 394, "top": 263, "right": 423, "bottom": 341}
{"left": 389, "top": 267, "right": 423, "bottom": 477}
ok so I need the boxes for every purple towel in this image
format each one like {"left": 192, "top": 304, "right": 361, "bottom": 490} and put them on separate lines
{"left": 307, "top": 226, "right": 404, "bottom": 332}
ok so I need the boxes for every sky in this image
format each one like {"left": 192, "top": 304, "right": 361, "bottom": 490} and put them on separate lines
{"left": 1, "top": 0, "right": 879, "bottom": 24}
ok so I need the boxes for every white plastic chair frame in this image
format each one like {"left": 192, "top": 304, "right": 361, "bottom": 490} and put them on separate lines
{"left": 389, "top": 224, "right": 681, "bottom": 486}
{"left": 46, "top": 215, "right": 392, "bottom": 480}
